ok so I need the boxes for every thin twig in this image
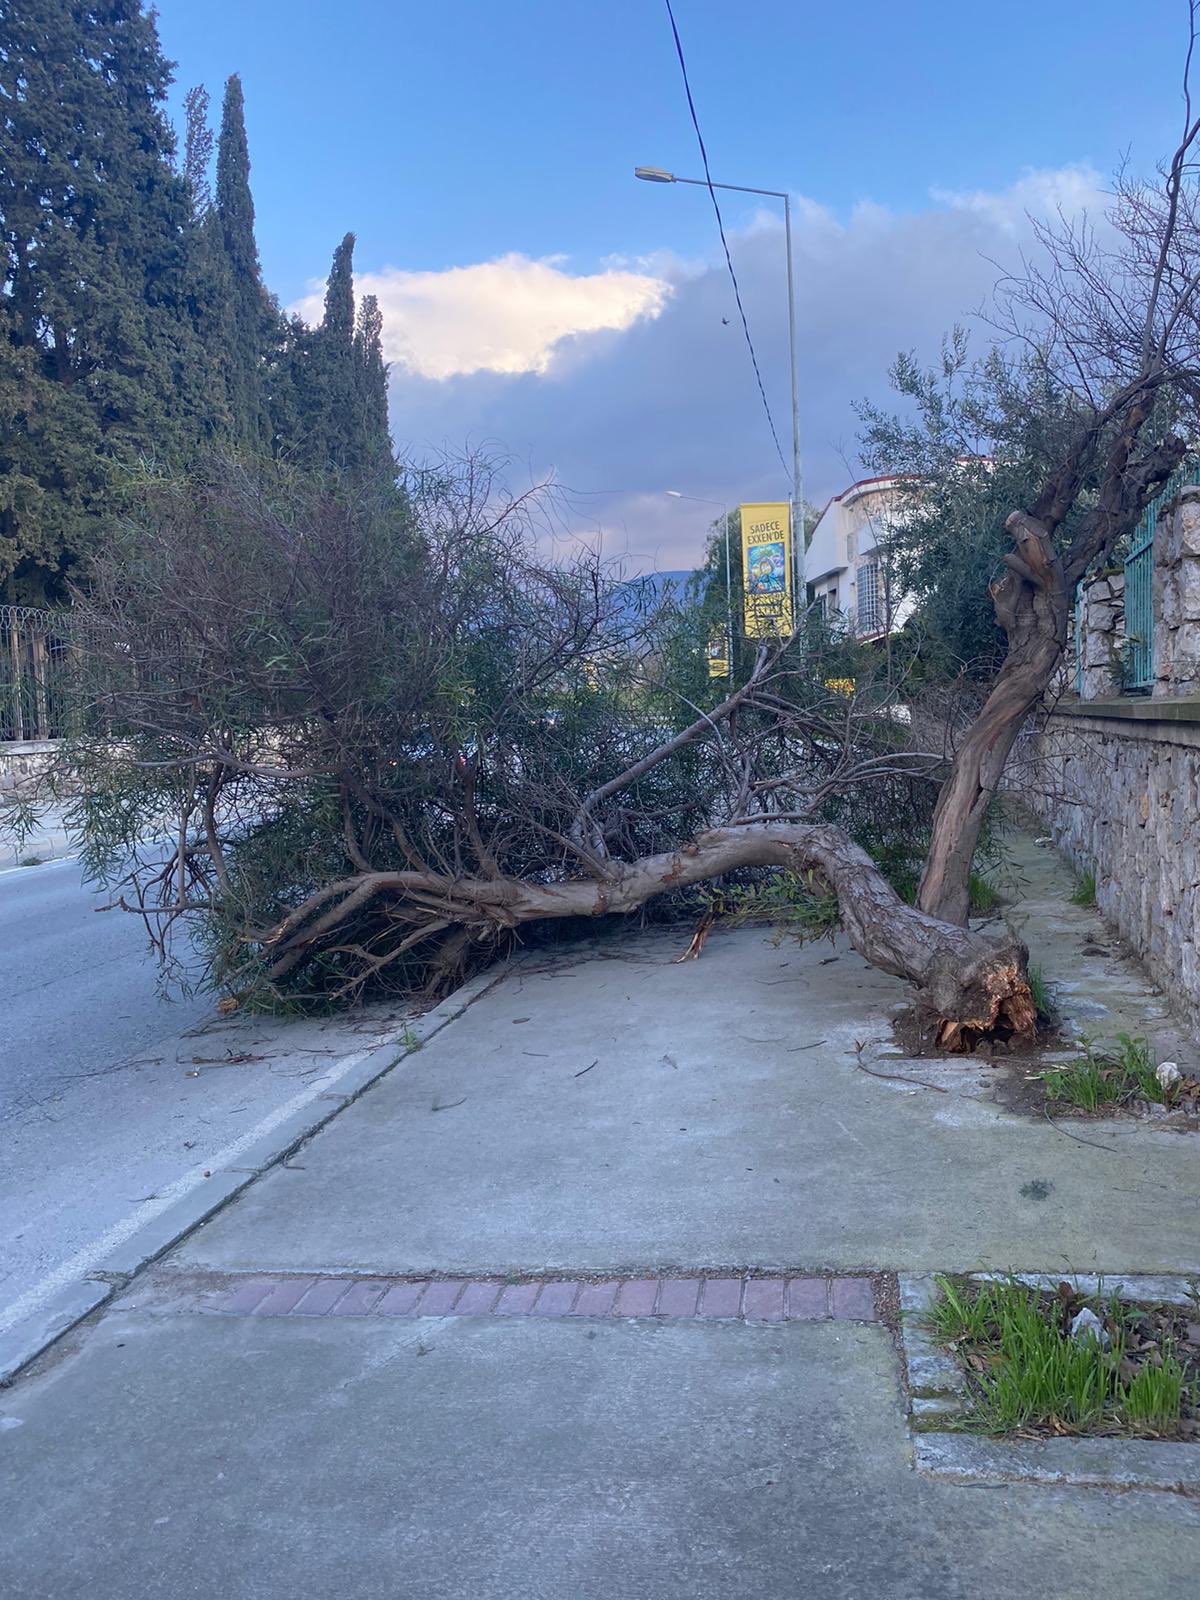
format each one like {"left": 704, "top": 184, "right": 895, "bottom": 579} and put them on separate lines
{"left": 1042, "top": 1104, "right": 1120, "bottom": 1154}
{"left": 854, "top": 1058, "right": 948, "bottom": 1093}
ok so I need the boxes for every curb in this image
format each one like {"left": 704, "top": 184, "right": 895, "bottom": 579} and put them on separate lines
{"left": 898, "top": 1272, "right": 1200, "bottom": 1492}
{"left": 0, "top": 964, "right": 504, "bottom": 1387}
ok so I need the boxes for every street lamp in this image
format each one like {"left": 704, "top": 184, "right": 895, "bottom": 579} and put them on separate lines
{"left": 667, "top": 489, "right": 732, "bottom": 677}
{"left": 635, "top": 164, "right": 805, "bottom": 608}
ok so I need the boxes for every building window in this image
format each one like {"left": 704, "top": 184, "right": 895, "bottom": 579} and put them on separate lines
{"left": 857, "top": 557, "right": 881, "bottom": 634}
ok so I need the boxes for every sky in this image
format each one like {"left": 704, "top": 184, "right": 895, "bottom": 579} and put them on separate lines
{"left": 153, "top": 0, "right": 1193, "bottom": 572}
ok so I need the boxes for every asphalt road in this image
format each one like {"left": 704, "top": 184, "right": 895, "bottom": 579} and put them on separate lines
{"left": 0, "top": 855, "right": 401, "bottom": 1353}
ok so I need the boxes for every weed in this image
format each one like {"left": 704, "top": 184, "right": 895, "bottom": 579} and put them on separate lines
{"left": 1120, "top": 1352, "right": 1190, "bottom": 1432}
{"left": 1042, "top": 1032, "right": 1177, "bottom": 1111}
{"left": 1070, "top": 868, "right": 1098, "bottom": 907}
{"left": 397, "top": 1027, "right": 423, "bottom": 1053}
{"left": 922, "top": 1275, "right": 1196, "bottom": 1437}
{"left": 1027, "top": 964, "right": 1052, "bottom": 1019}
{"left": 1042, "top": 1045, "right": 1118, "bottom": 1112}
{"left": 18, "top": 855, "right": 44, "bottom": 867}
{"left": 968, "top": 873, "right": 999, "bottom": 914}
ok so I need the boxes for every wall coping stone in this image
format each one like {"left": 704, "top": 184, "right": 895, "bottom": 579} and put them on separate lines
{"left": 0, "top": 739, "right": 58, "bottom": 756}
{"left": 1052, "top": 696, "right": 1200, "bottom": 725}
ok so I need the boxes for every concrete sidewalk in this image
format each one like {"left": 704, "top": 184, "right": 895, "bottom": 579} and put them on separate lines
{"left": 4, "top": 1309, "right": 1198, "bottom": 1600}
{"left": 3, "top": 839, "right": 1200, "bottom": 1597}
{"left": 170, "top": 923, "right": 1200, "bottom": 1278}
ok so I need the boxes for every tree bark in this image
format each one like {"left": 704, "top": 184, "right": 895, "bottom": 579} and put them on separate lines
{"left": 917, "top": 511, "right": 1068, "bottom": 926}
{"left": 261, "top": 821, "right": 1035, "bottom": 1046}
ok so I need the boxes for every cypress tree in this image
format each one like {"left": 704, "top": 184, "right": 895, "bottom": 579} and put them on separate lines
{"left": 214, "top": 74, "right": 276, "bottom": 450}
{"left": 353, "top": 293, "right": 394, "bottom": 480}
{"left": 287, "top": 233, "right": 360, "bottom": 472}
{"left": 0, "top": 0, "right": 209, "bottom": 602}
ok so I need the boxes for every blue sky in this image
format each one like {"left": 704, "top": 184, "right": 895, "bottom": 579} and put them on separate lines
{"left": 154, "top": 0, "right": 1194, "bottom": 569}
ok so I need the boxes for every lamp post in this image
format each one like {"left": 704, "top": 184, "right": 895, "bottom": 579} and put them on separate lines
{"left": 667, "top": 490, "right": 732, "bottom": 677}
{"left": 635, "top": 166, "right": 805, "bottom": 612}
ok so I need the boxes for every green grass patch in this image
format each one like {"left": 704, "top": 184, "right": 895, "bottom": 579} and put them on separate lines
{"left": 967, "top": 872, "right": 1000, "bottom": 914}
{"left": 922, "top": 1275, "right": 1198, "bottom": 1437}
{"left": 1041, "top": 1032, "right": 1175, "bottom": 1112}
{"left": 1027, "top": 963, "right": 1052, "bottom": 1019}
{"left": 1070, "top": 868, "right": 1097, "bottom": 907}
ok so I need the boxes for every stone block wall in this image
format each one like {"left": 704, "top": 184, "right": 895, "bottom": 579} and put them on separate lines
{"left": 0, "top": 739, "right": 56, "bottom": 796}
{"left": 1154, "top": 487, "right": 1200, "bottom": 696}
{"left": 1077, "top": 571, "right": 1126, "bottom": 700}
{"left": 1027, "top": 708, "right": 1200, "bottom": 1025}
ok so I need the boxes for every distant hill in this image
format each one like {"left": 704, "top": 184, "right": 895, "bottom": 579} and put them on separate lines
{"left": 611, "top": 570, "right": 699, "bottom": 622}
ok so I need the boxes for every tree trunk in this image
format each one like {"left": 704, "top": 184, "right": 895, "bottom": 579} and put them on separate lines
{"left": 261, "top": 821, "right": 1036, "bottom": 1046}
{"left": 918, "top": 511, "right": 1068, "bottom": 926}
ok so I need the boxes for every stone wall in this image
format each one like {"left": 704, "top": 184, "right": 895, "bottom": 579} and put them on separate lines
{"left": 1077, "top": 571, "right": 1126, "bottom": 700}
{"left": 0, "top": 739, "right": 56, "bottom": 797}
{"left": 1024, "top": 492, "right": 1200, "bottom": 1023}
{"left": 1153, "top": 487, "right": 1200, "bottom": 696}
{"left": 1027, "top": 704, "right": 1200, "bottom": 1026}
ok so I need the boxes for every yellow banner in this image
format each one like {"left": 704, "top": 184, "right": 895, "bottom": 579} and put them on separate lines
{"left": 706, "top": 627, "right": 730, "bottom": 678}
{"left": 740, "top": 503, "right": 792, "bottom": 638}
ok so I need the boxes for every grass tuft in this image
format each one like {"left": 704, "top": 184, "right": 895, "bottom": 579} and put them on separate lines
{"left": 922, "top": 1275, "right": 1196, "bottom": 1437}
{"left": 1070, "top": 868, "right": 1098, "bottom": 907}
{"left": 1042, "top": 1032, "right": 1175, "bottom": 1112}
{"left": 968, "top": 873, "right": 999, "bottom": 914}
{"left": 1027, "top": 963, "right": 1052, "bottom": 1019}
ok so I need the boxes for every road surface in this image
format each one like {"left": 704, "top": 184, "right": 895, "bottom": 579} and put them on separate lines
{"left": 0, "top": 855, "right": 403, "bottom": 1354}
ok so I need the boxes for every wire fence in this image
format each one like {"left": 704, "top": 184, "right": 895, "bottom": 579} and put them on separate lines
{"left": 0, "top": 606, "right": 73, "bottom": 742}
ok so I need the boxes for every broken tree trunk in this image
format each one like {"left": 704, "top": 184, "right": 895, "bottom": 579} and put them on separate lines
{"left": 917, "top": 510, "right": 1069, "bottom": 927}
{"left": 259, "top": 820, "right": 1035, "bottom": 1046}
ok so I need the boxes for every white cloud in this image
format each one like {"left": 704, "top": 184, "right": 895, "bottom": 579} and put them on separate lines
{"left": 330, "top": 165, "right": 1109, "bottom": 572}
{"left": 930, "top": 165, "right": 1106, "bottom": 234}
{"left": 291, "top": 253, "right": 671, "bottom": 380}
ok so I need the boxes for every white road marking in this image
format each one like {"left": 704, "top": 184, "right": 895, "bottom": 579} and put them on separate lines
{"left": 0, "top": 854, "right": 77, "bottom": 880}
{"left": 0, "top": 1027, "right": 403, "bottom": 1337}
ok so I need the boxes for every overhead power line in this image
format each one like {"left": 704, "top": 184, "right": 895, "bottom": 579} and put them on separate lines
{"left": 661, "top": 0, "right": 792, "bottom": 484}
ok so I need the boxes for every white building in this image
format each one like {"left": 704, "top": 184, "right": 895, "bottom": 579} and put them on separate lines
{"left": 804, "top": 474, "right": 916, "bottom": 639}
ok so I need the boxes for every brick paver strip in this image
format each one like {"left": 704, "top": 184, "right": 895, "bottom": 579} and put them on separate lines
{"left": 616, "top": 1278, "right": 659, "bottom": 1316}
{"left": 786, "top": 1277, "right": 830, "bottom": 1320}
{"left": 571, "top": 1281, "right": 619, "bottom": 1316}
{"left": 531, "top": 1281, "right": 580, "bottom": 1315}
{"left": 829, "top": 1277, "right": 875, "bottom": 1321}
{"left": 455, "top": 1281, "right": 503, "bottom": 1315}
{"left": 494, "top": 1282, "right": 542, "bottom": 1315}
{"left": 209, "top": 1273, "right": 880, "bottom": 1324}
{"left": 222, "top": 1278, "right": 279, "bottom": 1315}
{"left": 742, "top": 1278, "right": 785, "bottom": 1322}
{"left": 290, "top": 1278, "right": 353, "bottom": 1316}
{"left": 656, "top": 1278, "right": 701, "bottom": 1316}
{"left": 375, "top": 1282, "right": 429, "bottom": 1316}
{"left": 253, "top": 1277, "right": 319, "bottom": 1316}
{"left": 418, "top": 1279, "right": 467, "bottom": 1315}
{"left": 699, "top": 1277, "right": 744, "bottom": 1319}
{"left": 330, "top": 1280, "right": 389, "bottom": 1316}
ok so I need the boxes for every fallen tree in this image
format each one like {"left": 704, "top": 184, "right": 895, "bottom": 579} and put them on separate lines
{"left": 32, "top": 13, "right": 1200, "bottom": 1043}
{"left": 43, "top": 452, "right": 1029, "bottom": 1042}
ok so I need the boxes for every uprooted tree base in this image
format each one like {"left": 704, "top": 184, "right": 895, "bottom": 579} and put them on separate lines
{"left": 252, "top": 821, "right": 1036, "bottom": 1049}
